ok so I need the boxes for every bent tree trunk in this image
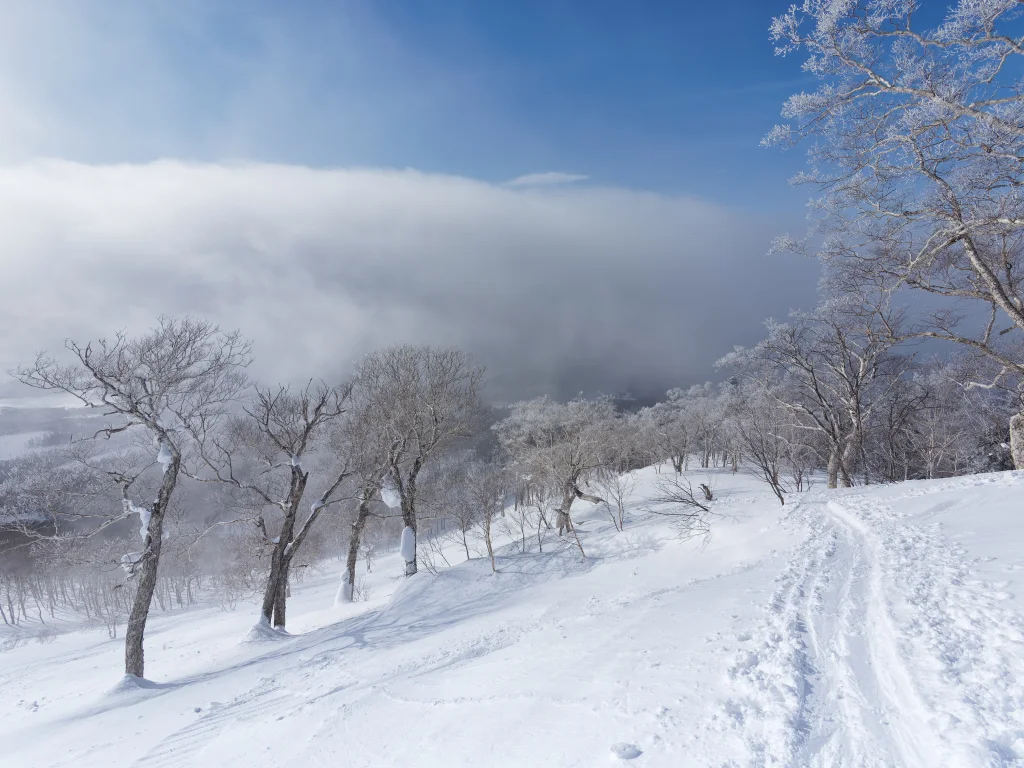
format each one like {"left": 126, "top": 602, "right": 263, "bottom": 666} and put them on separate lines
{"left": 556, "top": 484, "right": 604, "bottom": 535}
{"left": 556, "top": 486, "right": 576, "bottom": 536}
{"left": 125, "top": 456, "right": 180, "bottom": 679}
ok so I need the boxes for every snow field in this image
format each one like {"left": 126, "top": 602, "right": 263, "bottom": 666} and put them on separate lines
{"left": 2, "top": 466, "right": 1024, "bottom": 767}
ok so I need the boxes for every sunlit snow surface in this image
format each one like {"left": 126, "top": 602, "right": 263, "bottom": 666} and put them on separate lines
{"left": 2, "top": 465, "right": 1024, "bottom": 767}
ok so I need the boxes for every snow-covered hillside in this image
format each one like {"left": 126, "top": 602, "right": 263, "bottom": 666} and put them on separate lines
{"left": 3, "top": 466, "right": 1024, "bottom": 767}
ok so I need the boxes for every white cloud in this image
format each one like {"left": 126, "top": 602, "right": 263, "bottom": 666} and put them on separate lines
{"left": 0, "top": 161, "right": 815, "bottom": 400}
{"left": 504, "top": 172, "right": 590, "bottom": 188}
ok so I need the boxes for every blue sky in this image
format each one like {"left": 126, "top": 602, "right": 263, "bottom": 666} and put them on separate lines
{"left": 1, "top": 0, "right": 811, "bottom": 209}
{"left": 0, "top": 0, "right": 827, "bottom": 399}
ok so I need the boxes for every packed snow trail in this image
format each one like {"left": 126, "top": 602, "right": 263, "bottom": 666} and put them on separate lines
{"left": 715, "top": 480, "right": 1024, "bottom": 767}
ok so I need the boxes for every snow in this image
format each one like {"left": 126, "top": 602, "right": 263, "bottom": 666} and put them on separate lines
{"left": 156, "top": 440, "right": 174, "bottom": 474}
{"left": 126, "top": 501, "right": 151, "bottom": 541}
{"left": 3, "top": 465, "right": 1024, "bottom": 767}
{"left": 399, "top": 525, "right": 416, "bottom": 563}
{"left": 380, "top": 485, "right": 401, "bottom": 509}
{"left": 242, "top": 616, "right": 293, "bottom": 644}
{"left": 610, "top": 743, "right": 643, "bottom": 760}
{"left": 335, "top": 572, "right": 353, "bottom": 605}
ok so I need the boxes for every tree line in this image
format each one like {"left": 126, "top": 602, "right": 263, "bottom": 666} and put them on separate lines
{"left": 3, "top": 0, "right": 1024, "bottom": 682}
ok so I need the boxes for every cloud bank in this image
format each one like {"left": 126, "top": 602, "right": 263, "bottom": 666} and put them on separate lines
{"left": 0, "top": 161, "right": 816, "bottom": 402}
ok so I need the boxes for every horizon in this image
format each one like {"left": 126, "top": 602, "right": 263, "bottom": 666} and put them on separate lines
{"left": 0, "top": 1, "right": 823, "bottom": 405}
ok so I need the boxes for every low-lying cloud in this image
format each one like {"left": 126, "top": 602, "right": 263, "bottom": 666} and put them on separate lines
{"left": 0, "top": 161, "right": 817, "bottom": 402}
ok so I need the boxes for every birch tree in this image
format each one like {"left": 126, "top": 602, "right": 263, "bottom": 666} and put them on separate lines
{"left": 639, "top": 392, "right": 689, "bottom": 472}
{"left": 720, "top": 297, "right": 907, "bottom": 488}
{"left": 494, "top": 396, "right": 614, "bottom": 554}
{"left": 352, "top": 346, "right": 486, "bottom": 576}
{"left": 767, "top": 0, "right": 1024, "bottom": 467}
{"left": 12, "top": 317, "right": 250, "bottom": 678}
{"left": 190, "top": 381, "right": 352, "bottom": 629}
{"left": 333, "top": 398, "right": 400, "bottom": 603}
{"left": 723, "top": 380, "right": 790, "bottom": 504}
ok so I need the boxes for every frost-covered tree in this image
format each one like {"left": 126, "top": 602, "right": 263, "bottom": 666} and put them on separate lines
{"left": 12, "top": 316, "right": 250, "bottom": 678}
{"left": 190, "top": 381, "right": 352, "bottom": 629}
{"left": 352, "top": 346, "right": 486, "bottom": 576}
{"left": 639, "top": 391, "right": 690, "bottom": 472}
{"left": 494, "top": 396, "right": 616, "bottom": 553}
{"left": 767, "top": 0, "right": 1024, "bottom": 467}
{"left": 464, "top": 459, "right": 510, "bottom": 573}
{"left": 722, "top": 379, "right": 791, "bottom": 504}
{"left": 332, "top": 395, "right": 402, "bottom": 603}
{"left": 720, "top": 297, "right": 908, "bottom": 488}
{"left": 594, "top": 413, "right": 645, "bottom": 530}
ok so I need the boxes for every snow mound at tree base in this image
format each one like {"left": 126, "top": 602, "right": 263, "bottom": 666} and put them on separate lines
{"left": 241, "top": 618, "right": 293, "bottom": 644}
{"left": 107, "top": 674, "right": 174, "bottom": 696}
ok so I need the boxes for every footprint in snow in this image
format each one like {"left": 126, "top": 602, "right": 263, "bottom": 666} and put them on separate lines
{"left": 610, "top": 743, "right": 643, "bottom": 760}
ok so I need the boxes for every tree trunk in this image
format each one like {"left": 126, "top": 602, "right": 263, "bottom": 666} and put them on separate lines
{"left": 1011, "top": 411, "right": 1024, "bottom": 471}
{"left": 261, "top": 558, "right": 283, "bottom": 626}
{"left": 826, "top": 450, "right": 840, "bottom": 489}
{"left": 341, "top": 489, "right": 373, "bottom": 602}
{"left": 839, "top": 462, "right": 854, "bottom": 488}
{"left": 273, "top": 564, "right": 288, "bottom": 628}
{"left": 399, "top": 466, "right": 420, "bottom": 576}
{"left": 483, "top": 515, "right": 496, "bottom": 573}
{"left": 124, "top": 458, "right": 179, "bottom": 679}
{"left": 556, "top": 486, "right": 576, "bottom": 535}
{"left": 260, "top": 468, "right": 307, "bottom": 628}
{"left": 840, "top": 437, "right": 857, "bottom": 488}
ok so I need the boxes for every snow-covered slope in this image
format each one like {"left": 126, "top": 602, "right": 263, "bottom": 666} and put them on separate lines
{"left": 2, "top": 467, "right": 1024, "bottom": 767}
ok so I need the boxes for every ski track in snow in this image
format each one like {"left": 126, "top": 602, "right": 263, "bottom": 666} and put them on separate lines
{"left": 7, "top": 468, "right": 1024, "bottom": 768}
{"left": 133, "top": 684, "right": 293, "bottom": 768}
{"left": 715, "top": 487, "right": 1024, "bottom": 767}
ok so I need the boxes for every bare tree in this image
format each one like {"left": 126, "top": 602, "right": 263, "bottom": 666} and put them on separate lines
{"left": 723, "top": 380, "right": 790, "bottom": 504}
{"left": 11, "top": 316, "right": 250, "bottom": 678}
{"left": 720, "top": 296, "right": 908, "bottom": 488}
{"left": 189, "top": 380, "right": 352, "bottom": 629}
{"left": 465, "top": 460, "right": 510, "bottom": 573}
{"left": 333, "top": 395, "right": 401, "bottom": 603}
{"left": 494, "top": 396, "right": 615, "bottom": 557}
{"left": 647, "top": 474, "right": 714, "bottom": 542}
{"left": 639, "top": 392, "right": 689, "bottom": 472}
{"left": 595, "top": 467, "right": 640, "bottom": 532}
{"left": 352, "top": 346, "right": 486, "bottom": 576}
{"left": 767, "top": 0, "right": 1024, "bottom": 467}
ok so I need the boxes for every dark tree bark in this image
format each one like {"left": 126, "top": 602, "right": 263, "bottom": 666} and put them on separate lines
{"left": 341, "top": 485, "right": 375, "bottom": 602}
